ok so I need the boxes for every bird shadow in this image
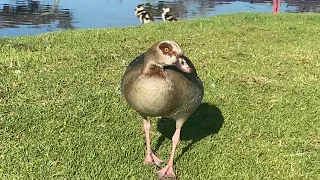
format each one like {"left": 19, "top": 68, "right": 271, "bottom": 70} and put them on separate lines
{"left": 154, "top": 102, "right": 224, "bottom": 161}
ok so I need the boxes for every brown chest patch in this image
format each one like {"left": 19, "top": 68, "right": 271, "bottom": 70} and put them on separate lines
{"left": 142, "top": 64, "right": 166, "bottom": 78}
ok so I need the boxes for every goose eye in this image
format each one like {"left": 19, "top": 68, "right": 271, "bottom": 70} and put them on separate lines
{"left": 164, "top": 48, "right": 169, "bottom": 53}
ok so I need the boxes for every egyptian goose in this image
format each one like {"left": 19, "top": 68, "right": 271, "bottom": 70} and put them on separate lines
{"left": 134, "top": 4, "right": 154, "bottom": 24}
{"left": 162, "top": 7, "right": 177, "bottom": 22}
{"left": 121, "top": 40, "right": 204, "bottom": 179}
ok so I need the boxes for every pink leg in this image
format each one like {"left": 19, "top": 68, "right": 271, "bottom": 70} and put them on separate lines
{"left": 272, "top": 0, "right": 276, "bottom": 14}
{"left": 276, "top": 0, "right": 281, "bottom": 13}
{"left": 273, "top": 0, "right": 281, "bottom": 14}
{"left": 157, "top": 128, "right": 181, "bottom": 180}
{"left": 143, "top": 119, "right": 164, "bottom": 167}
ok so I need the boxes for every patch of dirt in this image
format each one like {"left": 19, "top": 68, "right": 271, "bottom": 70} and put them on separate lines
{"left": 12, "top": 43, "right": 38, "bottom": 52}
{"left": 0, "top": 88, "right": 6, "bottom": 99}
{"left": 239, "top": 75, "right": 269, "bottom": 85}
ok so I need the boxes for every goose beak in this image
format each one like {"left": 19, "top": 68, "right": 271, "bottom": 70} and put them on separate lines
{"left": 174, "top": 55, "right": 192, "bottom": 73}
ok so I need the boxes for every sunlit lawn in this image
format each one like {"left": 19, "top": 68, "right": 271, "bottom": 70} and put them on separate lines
{"left": 1, "top": 13, "right": 320, "bottom": 179}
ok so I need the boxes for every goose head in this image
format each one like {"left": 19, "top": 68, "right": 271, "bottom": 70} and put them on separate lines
{"left": 163, "top": 7, "right": 170, "bottom": 13}
{"left": 135, "top": 4, "right": 144, "bottom": 11}
{"left": 144, "top": 40, "right": 192, "bottom": 74}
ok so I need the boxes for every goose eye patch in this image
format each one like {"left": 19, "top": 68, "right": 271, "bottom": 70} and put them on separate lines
{"left": 159, "top": 42, "right": 173, "bottom": 54}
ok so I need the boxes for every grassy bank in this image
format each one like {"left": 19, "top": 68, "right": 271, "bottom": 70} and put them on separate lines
{"left": 1, "top": 13, "right": 320, "bottom": 179}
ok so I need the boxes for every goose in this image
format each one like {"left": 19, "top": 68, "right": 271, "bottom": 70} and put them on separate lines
{"left": 134, "top": 4, "right": 154, "bottom": 24}
{"left": 162, "top": 7, "right": 177, "bottom": 22}
{"left": 121, "top": 40, "right": 204, "bottom": 179}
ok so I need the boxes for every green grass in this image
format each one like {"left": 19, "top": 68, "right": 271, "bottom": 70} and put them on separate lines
{"left": 1, "top": 12, "right": 320, "bottom": 179}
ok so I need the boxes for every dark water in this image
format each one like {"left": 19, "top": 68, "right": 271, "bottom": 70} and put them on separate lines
{"left": 0, "top": 0, "right": 319, "bottom": 37}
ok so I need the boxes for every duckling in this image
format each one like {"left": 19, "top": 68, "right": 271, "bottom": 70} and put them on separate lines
{"left": 161, "top": 7, "right": 177, "bottom": 22}
{"left": 134, "top": 4, "right": 154, "bottom": 24}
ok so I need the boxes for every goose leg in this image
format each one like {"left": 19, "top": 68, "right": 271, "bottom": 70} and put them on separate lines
{"left": 272, "top": 0, "right": 281, "bottom": 14}
{"left": 272, "top": 0, "right": 277, "bottom": 14}
{"left": 143, "top": 119, "right": 164, "bottom": 167}
{"left": 157, "top": 128, "right": 181, "bottom": 180}
{"left": 276, "top": 0, "right": 281, "bottom": 13}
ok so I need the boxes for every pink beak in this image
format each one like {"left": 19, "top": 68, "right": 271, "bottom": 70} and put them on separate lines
{"left": 174, "top": 57, "right": 192, "bottom": 73}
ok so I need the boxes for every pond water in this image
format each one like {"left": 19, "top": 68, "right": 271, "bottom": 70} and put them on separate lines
{"left": 0, "top": 0, "right": 320, "bottom": 37}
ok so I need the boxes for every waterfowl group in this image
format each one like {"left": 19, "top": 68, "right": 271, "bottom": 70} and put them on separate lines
{"left": 121, "top": 40, "right": 204, "bottom": 179}
{"left": 135, "top": 5, "right": 177, "bottom": 24}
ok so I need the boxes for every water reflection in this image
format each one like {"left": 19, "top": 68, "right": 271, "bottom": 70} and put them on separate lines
{"left": 0, "top": 0, "right": 73, "bottom": 30}
{"left": 1, "top": 0, "right": 320, "bottom": 37}
{"left": 286, "top": 0, "right": 320, "bottom": 13}
{"left": 142, "top": 0, "right": 320, "bottom": 19}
